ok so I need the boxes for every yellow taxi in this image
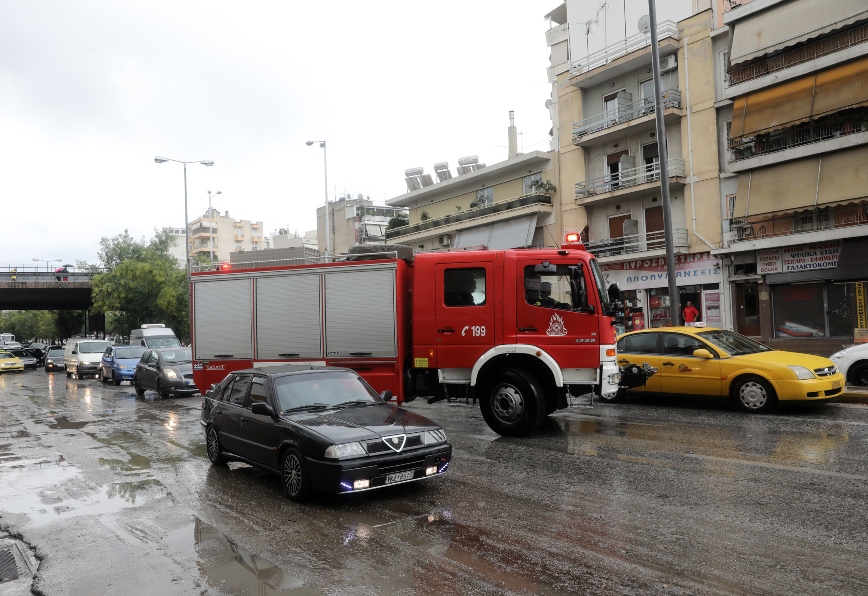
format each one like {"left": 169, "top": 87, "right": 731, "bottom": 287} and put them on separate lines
{"left": 0, "top": 350, "right": 25, "bottom": 373}
{"left": 611, "top": 327, "right": 845, "bottom": 412}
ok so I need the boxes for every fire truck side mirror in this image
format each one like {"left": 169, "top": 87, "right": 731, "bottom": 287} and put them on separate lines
{"left": 608, "top": 283, "right": 622, "bottom": 303}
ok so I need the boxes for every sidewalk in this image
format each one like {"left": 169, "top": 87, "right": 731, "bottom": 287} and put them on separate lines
{"left": 839, "top": 386, "right": 868, "bottom": 404}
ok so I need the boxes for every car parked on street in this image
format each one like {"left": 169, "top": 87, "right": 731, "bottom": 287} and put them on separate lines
{"left": 0, "top": 351, "right": 24, "bottom": 373}
{"left": 100, "top": 345, "right": 147, "bottom": 385}
{"left": 830, "top": 343, "right": 868, "bottom": 387}
{"left": 43, "top": 346, "right": 65, "bottom": 372}
{"left": 134, "top": 347, "right": 197, "bottom": 398}
{"left": 64, "top": 339, "right": 111, "bottom": 378}
{"left": 613, "top": 327, "right": 845, "bottom": 412}
{"left": 200, "top": 365, "right": 452, "bottom": 502}
{"left": 8, "top": 349, "right": 38, "bottom": 370}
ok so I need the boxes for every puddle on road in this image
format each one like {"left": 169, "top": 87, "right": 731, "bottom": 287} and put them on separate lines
{"left": 166, "top": 517, "right": 321, "bottom": 595}
{"left": 98, "top": 453, "right": 152, "bottom": 471}
{"left": 48, "top": 416, "right": 90, "bottom": 430}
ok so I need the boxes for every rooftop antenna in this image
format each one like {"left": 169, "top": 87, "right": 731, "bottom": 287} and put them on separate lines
{"left": 638, "top": 15, "right": 651, "bottom": 35}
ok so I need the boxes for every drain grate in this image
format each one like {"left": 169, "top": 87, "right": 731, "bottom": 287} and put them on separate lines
{"left": 0, "top": 546, "right": 19, "bottom": 582}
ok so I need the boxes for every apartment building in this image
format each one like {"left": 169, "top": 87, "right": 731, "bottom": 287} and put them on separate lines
{"left": 713, "top": 0, "right": 868, "bottom": 353}
{"left": 271, "top": 229, "right": 317, "bottom": 251}
{"left": 188, "top": 208, "right": 265, "bottom": 262}
{"left": 384, "top": 148, "right": 560, "bottom": 252}
{"left": 161, "top": 227, "right": 188, "bottom": 268}
{"left": 316, "top": 196, "right": 409, "bottom": 255}
{"left": 545, "top": 1, "right": 724, "bottom": 332}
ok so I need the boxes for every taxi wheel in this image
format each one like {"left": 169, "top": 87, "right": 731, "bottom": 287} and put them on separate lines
{"left": 734, "top": 376, "right": 776, "bottom": 413}
{"left": 281, "top": 449, "right": 311, "bottom": 502}
{"left": 849, "top": 363, "right": 868, "bottom": 386}
{"left": 481, "top": 370, "right": 546, "bottom": 437}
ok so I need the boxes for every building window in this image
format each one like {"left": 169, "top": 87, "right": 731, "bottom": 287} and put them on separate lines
{"left": 444, "top": 268, "right": 486, "bottom": 307}
{"left": 235, "top": 228, "right": 244, "bottom": 237}
{"left": 727, "top": 194, "right": 737, "bottom": 220}
{"left": 522, "top": 173, "right": 542, "bottom": 195}
{"left": 772, "top": 282, "right": 855, "bottom": 338}
{"left": 236, "top": 243, "right": 243, "bottom": 251}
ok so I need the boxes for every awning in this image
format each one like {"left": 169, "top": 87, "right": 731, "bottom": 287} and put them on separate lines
{"left": 730, "top": 0, "right": 868, "bottom": 67}
{"left": 739, "top": 158, "right": 822, "bottom": 216}
{"left": 453, "top": 215, "right": 538, "bottom": 250}
{"left": 816, "top": 145, "right": 868, "bottom": 205}
{"left": 730, "top": 56, "right": 868, "bottom": 138}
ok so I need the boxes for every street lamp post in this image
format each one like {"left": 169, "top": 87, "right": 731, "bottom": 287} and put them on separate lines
{"left": 154, "top": 156, "right": 214, "bottom": 281}
{"left": 306, "top": 140, "right": 330, "bottom": 255}
{"left": 207, "top": 190, "right": 222, "bottom": 263}
{"left": 33, "top": 258, "right": 62, "bottom": 273}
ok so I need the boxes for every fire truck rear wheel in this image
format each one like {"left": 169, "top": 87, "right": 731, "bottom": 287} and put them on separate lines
{"left": 481, "top": 370, "right": 546, "bottom": 437}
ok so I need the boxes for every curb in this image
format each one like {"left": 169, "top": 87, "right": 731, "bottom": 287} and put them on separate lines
{"left": 839, "top": 388, "right": 868, "bottom": 404}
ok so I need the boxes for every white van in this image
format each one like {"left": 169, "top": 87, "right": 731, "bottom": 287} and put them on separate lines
{"left": 64, "top": 339, "right": 111, "bottom": 378}
{"left": 130, "top": 324, "right": 181, "bottom": 349}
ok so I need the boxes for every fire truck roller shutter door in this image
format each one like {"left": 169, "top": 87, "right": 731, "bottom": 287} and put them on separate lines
{"left": 194, "top": 278, "right": 253, "bottom": 359}
{"left": 470, "top": 345, "right": 564, "bottom": 388}
{"left": 324, "top": 267, "right": 397, "bottom": 358}
{"left": 256, "top": 274, "right": 322, "bottom": 359}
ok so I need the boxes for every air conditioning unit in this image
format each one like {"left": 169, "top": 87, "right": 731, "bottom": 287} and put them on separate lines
{"left": 661, "top": 55, "right": 677, "bottom": 72}
{"left": 439, "top": 235, "right": 451, "bottom": 247}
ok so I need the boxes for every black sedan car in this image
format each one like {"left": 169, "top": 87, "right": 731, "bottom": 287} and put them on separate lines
{"left": 200, "top": 365, "right": 451, "bottom": 502}
{"left": 43, "top": 346, "right": 65, "bottom": 372}
{"left": 134, "top": 347, "right": 198, "bottom": 398}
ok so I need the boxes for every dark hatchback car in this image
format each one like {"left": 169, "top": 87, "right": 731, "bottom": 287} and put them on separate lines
{"left": 43, "top": 346, "right": 65, "bottom": 372}
{"left": 200, "top": 365, "right": 451, "bottom": 502}
{"left": 134, "top": 347, "right": 198, "bottom": 398}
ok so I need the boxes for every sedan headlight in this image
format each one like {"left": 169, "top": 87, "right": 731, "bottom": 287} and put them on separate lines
{"left": 788, "top": 365, "right": 816, "bottom": 380}
{"left": 324, "top": 442, "right": 367, "bottom": 459}
{"left": 164, "top": 369, "right": 177, "bottom": 379}
{"left": 422, "top": 429, "right": 447, "bottom": 445}
{"left": 118, "top": 364, "right": 129, "bottom": 369}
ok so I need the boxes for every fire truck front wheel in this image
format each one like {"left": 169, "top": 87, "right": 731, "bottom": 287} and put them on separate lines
{"left": 481, "top": 370, "right": 546, "bottom": 437}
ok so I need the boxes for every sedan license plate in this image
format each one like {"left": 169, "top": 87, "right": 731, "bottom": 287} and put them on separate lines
{"left": 385, "top": 471, "right": 414, "bottom": 484}
{"left": 831, "top": 380, "right": 842, "bottom": 389}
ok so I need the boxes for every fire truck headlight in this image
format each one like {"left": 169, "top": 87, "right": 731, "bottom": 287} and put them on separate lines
{"left": 608, "top": 372, "right": 621, "bottom": 385}
{"left": 325, "top": 442, "right": 366, "bottom": 459}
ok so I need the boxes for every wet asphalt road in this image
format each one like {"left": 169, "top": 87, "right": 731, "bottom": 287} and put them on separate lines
{"left": 2, "top": 371, "right": 868, "bottom": 595}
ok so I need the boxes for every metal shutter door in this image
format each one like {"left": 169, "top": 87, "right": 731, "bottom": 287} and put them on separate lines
{"left": 325, "top": 268, "right": 396, "bottom": 358}
{"left": 255, "top": 274, "right": 322, "bottom": 359}
{"left": 194, "top": 279, "right": 252, "bottom": 359}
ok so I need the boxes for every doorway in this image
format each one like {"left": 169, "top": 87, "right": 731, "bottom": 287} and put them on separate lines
{"left": 734, "top": 281, "right": 760, "bottom": 336}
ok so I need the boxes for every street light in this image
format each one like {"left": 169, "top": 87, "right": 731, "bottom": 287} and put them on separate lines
{"left": 207, "top": 190, "right": 222, "bottom": 263}
{"left": 33, "top": 258, "right": 62, "bottom": 273}
{"left": 154, "top": 156, "right": 214, "bottom": 281}
{"left": 306, "top": 140, "right": 330, "bottom": 255}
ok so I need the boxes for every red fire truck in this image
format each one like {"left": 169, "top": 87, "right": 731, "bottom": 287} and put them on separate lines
{"left": 190, "top": 235, "right": 625, "bottom": 436}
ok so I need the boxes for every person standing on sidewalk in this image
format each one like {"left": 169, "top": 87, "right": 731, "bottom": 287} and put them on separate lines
{"left": 683, "top": 301, "right": 699, "bottom": 326}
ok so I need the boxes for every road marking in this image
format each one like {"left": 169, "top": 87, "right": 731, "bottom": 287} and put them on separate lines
{"left": 684, "top": 453, "right": 867, "bottom": 481}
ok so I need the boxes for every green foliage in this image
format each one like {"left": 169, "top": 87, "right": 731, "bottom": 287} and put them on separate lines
{"left": 420, "top": 211, "right": 430, "bottom": 221}
{"left": 54, "top": 310, "right": 86, "bottom": 339}
{"left": 0, "top": 310, "right": 61, "bottom": 342}
{"left": 387, "top": 214, "right": 409, "bottom": 230}
{"left": 88, "top": 229, "right": 189, "bottom": 341}
{"left": 530, "top": 179, "right": 557, "bottom": 194}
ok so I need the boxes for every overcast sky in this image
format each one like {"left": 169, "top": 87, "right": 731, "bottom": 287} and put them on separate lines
{"left": 0, "top": 1, "right": 554, "bottom": 267}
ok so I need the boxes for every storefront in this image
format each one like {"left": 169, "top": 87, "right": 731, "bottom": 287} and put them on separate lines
{"left": 601, "top": 252, "right": 723, "bottom": 334}
{"left": 727, "top": 237, "right": 868, "bottom": 355}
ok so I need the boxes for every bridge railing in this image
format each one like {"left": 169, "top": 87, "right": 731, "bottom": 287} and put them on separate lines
{"left": 1, "top": 266, "right": 103, "bottom": 282}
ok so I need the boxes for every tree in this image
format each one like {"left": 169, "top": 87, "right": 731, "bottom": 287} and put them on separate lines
{"left": 88, "top": 229, "right": 189, "bottom": 341}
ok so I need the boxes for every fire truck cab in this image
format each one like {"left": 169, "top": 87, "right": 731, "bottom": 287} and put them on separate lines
{"left": 189, "top": 241, "right": 622, "bottom": 437}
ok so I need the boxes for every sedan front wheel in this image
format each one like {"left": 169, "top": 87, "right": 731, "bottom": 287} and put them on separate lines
{"left": 206, "top": 427, "right": 226, "bottom": 466}
{"left": 734, "top": 376, "right": 776, "bottom": 413}
{"left": 281, "top": 449, "right": 310, "bottom": 502}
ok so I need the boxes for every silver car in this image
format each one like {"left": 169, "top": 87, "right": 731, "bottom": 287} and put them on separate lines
{"left": 9, "top": 349, "right": 37, "bottom": 370}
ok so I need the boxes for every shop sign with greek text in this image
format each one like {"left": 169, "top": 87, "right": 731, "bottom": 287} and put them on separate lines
{"left": 600, "top": 252, "right": 721, "bottom": 291}
{"left": 755, "top": 241, "right": 841, "bottom": 275}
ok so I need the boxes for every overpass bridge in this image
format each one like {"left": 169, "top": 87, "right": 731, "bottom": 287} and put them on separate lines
{"left": 1, "top": 267, "right": 97, "bottom": 310}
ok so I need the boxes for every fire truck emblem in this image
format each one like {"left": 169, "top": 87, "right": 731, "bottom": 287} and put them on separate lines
{"left": 546, "top": 313, "right": 568, "bottom": 336}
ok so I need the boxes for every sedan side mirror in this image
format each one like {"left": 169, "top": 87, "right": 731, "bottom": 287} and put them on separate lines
{"left": 693, "top": 349, "right": 714, "bottom": 359}
{"left": 380, "top": 390, "right": 393, "bottom": 401}
{"left": 251, "top": 402, "right": 276, "bottom": 418}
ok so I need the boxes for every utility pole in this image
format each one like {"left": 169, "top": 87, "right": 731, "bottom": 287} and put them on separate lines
{"left": 648, "top": 0, "right": 681, "bottom": 325}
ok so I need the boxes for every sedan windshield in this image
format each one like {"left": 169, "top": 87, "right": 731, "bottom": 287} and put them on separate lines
{"left": 697, "top": 330, "right": 772, "bottom": 355}
{"left": 79, "top": 341, "right": 110, "bottom": 353}
{"left": 146, "top": 337, "right": 181, "bottom": 348}
{"left": 160, "top": 348, "right": 192, "bottom": 363}
{"left": 115, "top": 346, "right": 147, "bottom": 359}
{"left": 273, "top": 372, "right": 381, "bottom": 412}
{"left": 0, "top": 353, "right": 15, "bottom": 359}
{"left": 48, "top": 348, "right": 65, "bottom": 356}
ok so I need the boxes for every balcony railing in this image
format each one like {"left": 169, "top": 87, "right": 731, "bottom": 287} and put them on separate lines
{"left": 728, "top": 201, "right": 868, "bottom": 243}
{"left": 570, "top": 21, "right": 678, "bottom": 76}
{"left": 586, "top": 228, "right": 689, "bottom": 258}
{"left": 573, "top": 90, "right": 681, "bottom": 141}
{"left": 385, "top": 194, "right": 552, "bottom": 240}
{"left": 576, "top": 159, "right": 686, "bottom": 199}
{"left": 728, "top": 21, "right": 868, "bottom": 86}
{"left": 729, "top": 109, "right": 868, "bottom": 162}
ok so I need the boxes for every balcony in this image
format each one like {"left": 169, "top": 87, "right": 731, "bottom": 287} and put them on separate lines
{"left": 190, "top": 223, "right": 216, "bottom": 239}
{"left": 728, "top": 22, "right": 868, "bottom": 87}
{"left": 545, "top": 22, "right": 569, "bottom": 46}
{"left": 586, "top": 228, "right": 689, "bottom": 260}
{"left": 385, "top": 194, "right": 552, "bottom": 242}
{"left": 250, "top": 235, "right": 262, "bottom": 243}
{"left": 234, "top": 233, "right": 245, "bottom": 242}
{"left": 573, "top": 90, "right": 682, "bottom": 146}
{"left": 575, "top": 159, "right": 686, "bottom": 203}
{"left": 728, "top": 202, "right": 868, "bottom": 245}
{"left": 250, "top": 222, "right": 261, "bottom": 229}
{"left": 728, "top": 108, "right": 868, "bottom": 168}
{"left": 569, "top": 21, "right": 679, "bottom": 88}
